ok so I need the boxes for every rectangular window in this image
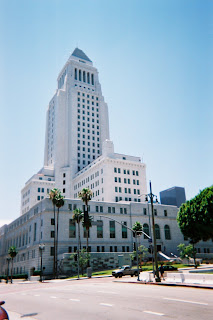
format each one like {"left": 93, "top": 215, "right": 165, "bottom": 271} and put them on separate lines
{"left": 122, "top": 221, "right": 127, "bottom": 238}
{"left": 154, "top": 209, "right": 157, "bottom": 216}
{"left": 50, "top": 247, "right": 54, "bottom": 256}
{"left": 97, "top": 220, "right": 103, "bottom": 238}
{"left": 69, "top": 219, "right": 76, "bottom": 238}
{"left": 164, "top": 210, "right": 167, "bottom": 217}
{"left": 100, "top": 206, "right": 103, "bottom": 213}
{"left": 33, "top": 223, "right": 37, "bottom": 242}
{"left": 110, "top": 221, "right": 115, "bottom": 238}
{"left": 108, "top": 207, "right": 111, "bottom": 213}
{"left": 143, "top": 208, "right": 147, "bottom": 215}
{"left": 112, "top": 207, "right": 115, "bottom": 213}
{"left": 68, "top": 204, "right": 72, "bottom": 211}
{"left": 120, "top": 208, "right": 123, "bottom": 214}
{"left": 96, "top": 206, "right": 99, "bottom": 212}
{"left": 51, "top": 231, "right": 55, "bottom": 238}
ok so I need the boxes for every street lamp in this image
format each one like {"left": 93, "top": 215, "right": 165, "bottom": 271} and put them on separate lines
{"left": 39, "top": 244, "right": 45, "bottom": 282}
{"left": 145, "top": 199, "right": 155, "bottom": 277}
{"left": 146, "top": 181, "right": 161, "bottom": 282}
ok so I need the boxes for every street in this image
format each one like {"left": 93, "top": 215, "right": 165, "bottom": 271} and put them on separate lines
{"left": 1, "top": 277, "right": 213, "bottom": 319}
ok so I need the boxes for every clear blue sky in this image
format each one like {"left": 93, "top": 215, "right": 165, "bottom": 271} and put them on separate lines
{"left": 0, "top": 0, "right": 213, "bottom": 225}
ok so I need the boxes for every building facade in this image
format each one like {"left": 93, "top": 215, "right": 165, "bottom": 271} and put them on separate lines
{"left": 2, "top": 48, "right": 212, "bottom": 277}
{"left": 160, "top": 187, "right": 186, "bottom": 208}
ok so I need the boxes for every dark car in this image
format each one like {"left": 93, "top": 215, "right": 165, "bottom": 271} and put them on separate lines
{"left": 0, "top": 301, "right": 9, "bottom": 320}
{"left": 159, "top": 265, "right": 178, "bottom": 271}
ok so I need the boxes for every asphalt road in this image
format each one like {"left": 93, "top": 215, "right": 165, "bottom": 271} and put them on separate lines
{"left": 1, "top": 277, "right": 213, "bottom": 320}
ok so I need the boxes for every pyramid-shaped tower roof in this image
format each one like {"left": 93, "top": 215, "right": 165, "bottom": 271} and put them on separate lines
{"left": 71, "top": 48, "right": 92, "bottom": 62}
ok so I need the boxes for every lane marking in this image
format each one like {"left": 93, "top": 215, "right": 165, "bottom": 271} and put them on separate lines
{"left": 98, "top": 291, "right": 118, "bottom": 294}
{"left": 144, "top": 311, "right": 164, "bottom": 316}
{"left": 100, "top": 303, "right": 113, "bottom": 307}
{"left": 163, "top": 297, "right": 208, "bottom": 306}
{"left": 34, "top": 294, "right": 40, "bottom": 297}
{"left": 50, "top": 296, "right": 57, "bottom": 299}
{"left": 69, "top": 299, "right": 80, "bottom": 302}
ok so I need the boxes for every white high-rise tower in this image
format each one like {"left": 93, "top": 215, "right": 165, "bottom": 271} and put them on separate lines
{"left": 44, "top": 48, "right": 110, "bottom": 198}
{"left": 21, "top": 48, "right": 147, "bottom": 215}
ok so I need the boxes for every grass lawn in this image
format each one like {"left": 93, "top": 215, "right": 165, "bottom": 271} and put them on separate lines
{"left": 67, "top": 264, "right": 193, "bottom": 279}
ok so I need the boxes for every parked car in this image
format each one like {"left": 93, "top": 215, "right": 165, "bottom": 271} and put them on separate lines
{"left": 159, "top": 265, "right": 178, "bottom": 272}
{"left": 112, "top": 265, "right": 141, "bottom": 278}
{"left": 0, "top": 301, "right": 9, "bottom": 319}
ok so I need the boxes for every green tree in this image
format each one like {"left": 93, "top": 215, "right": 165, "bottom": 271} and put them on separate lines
{"left": 132, "top": 221, "right": 143, "bottom": 237}
{"left": 78, "top": 188, "right": 92, "bottom": 224}
{"left": 49, "top": 188, "right": 64, "bottom": 277}
{"left": 177, "top": 186, "right": 213, "bottom": 243}
{"left": 131, "top": 245, "right": 148, "bottom": 269}
{"left": 70, "top": 249, "right": 91, "bottom": 276}
{"left": 177, "top": 243, "right": 196, "bottom": 265}
{"left": 82, "top": 215, "right": 93, "bottom": 256}
{"left": 55, "top": 193, "right": 64, "bottom": 277}
{"left": 73, "top": 209, "right": 83, "bottom": 250}
{"left": 8, "top": 246, "right": 18, "bottom": 283}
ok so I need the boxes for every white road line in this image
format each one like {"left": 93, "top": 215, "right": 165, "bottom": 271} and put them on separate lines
{"left": 163, "top": 297, "right": 208, "bottom": 306}
{"left": 34, "top": 294, "right": 40, "bottom": 297}
{"left": 98, "top": 291, "right": 118, "bottom": 294}
{"left": 69, "top": 299, "right": 80, "bottom": 302}
{"left": 50, "top": 296, "right": 57, "bottom": 299}
{"left": 100, "top": 303, "right": 113, "bottom": 307}
{"left": 144, "top": 311, "right": 164, "bottom": 316}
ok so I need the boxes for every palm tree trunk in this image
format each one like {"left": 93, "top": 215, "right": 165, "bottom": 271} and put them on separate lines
{"left": 86, "top": 228, "right": 90, "bottom": 267}
{"left": 78, "top": 222, "right": 81, "bottom": 250}
{"left": 56, "top": 207, "right": 60, "bottom": 278}
{"left": 192, "top": 242, "right": 197, "bottom": 268}
{"left": 53, "top": 204, "right": 56, "bottom": 278}
{"left": 11, "top": 258, "right": 13, "bottom": 284}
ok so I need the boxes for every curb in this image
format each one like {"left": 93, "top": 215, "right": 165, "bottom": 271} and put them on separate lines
{"left": 114, "top": 279, "right": 213, "bottom": 290}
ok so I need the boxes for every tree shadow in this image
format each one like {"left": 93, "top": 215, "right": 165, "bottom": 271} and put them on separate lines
{"left": 21, "top": 313, "right": 38, "bottom": 318}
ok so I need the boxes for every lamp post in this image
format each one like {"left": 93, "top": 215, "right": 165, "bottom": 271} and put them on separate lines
{"left": 147, "top": 181, "right": 160, "bottom": 282}
{"left": 145, "top": 195, "right": 155, "bottom": 278}
{"left": 39, "top": 244, "right": 45, "bottom": 282}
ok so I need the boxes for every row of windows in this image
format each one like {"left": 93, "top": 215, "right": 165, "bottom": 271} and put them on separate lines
{"left": 115, "top": 196, "right": 141, "bottom": 203}
{"left": 143, "top": 223, "right": 172, "bottom": 240}
{"left": 114, "top": 168, "right": 139, "bottom": 176}
{"left": 114, "top": 177, "right": 140, "bottom": 185}
{"left": 68, "top": 219, "right": 128, "bottom": 239}
{"left": 77, "top": 98, "right": 99, "bottom": 107}
{"left": 143, "top": 208, "right": 168, "bottom": 217}
{"left": 78, "top": 92, "right": 98, "bottom": 100}
{"left": 75, "top": 69, "right": 94, "bottom": 85}
{"left": 115, "top": 187, "right": 140, "bottom": 195}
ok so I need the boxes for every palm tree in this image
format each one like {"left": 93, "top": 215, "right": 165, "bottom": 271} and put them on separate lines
{"left": 78, "top": 188, "right": 92, "bottom": 224}
{"left": 82, "top": 215, "right": 92, "bottom": 256}
{"left": 8, "top": 246, "right": 18, "bottom": 283}
{"left": 72, "top": 209, "right": 83, "bottom": 251}
{"left": 55, "top": 193, "right": 64, "bottom": 277}
{"left": 49, "top": 188, "right": 63, "bottom": 277}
